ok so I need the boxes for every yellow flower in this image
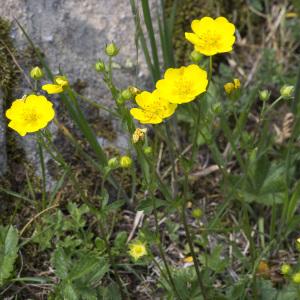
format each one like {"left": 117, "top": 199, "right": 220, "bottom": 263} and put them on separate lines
{"left": 183, "top": 256, "right": 193, "bottom": 263}
{"left": 132, "top": 128, "right": 147, "bottom": 143}
{"left": 130, "top": 90, "right": 177, "bottom": 124}
{"left": 120, "top": 155, "right": 133, "bottom": 168}
{"left": 156, "top": 64, "right": 208, "bottom": 104}
{"left": 42, "top": 75, "right": 69, "bottom": 94}
{"left": 128, "top": 241, "right": 147, "bottom": 261}
{"left": 224, "top": 78, "right": 240, "bottom": 95}
{"left": 185, "top": 17, "right": 236, "bottom": 56}
{"left": 6, "top": 94, "right": 55, "bottom": 136}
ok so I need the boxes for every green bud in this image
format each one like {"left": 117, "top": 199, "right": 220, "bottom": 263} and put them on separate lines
{"left": 30, "top": 66, "right": 44, "bottom": 80}
{"left": 105, "top": 42, "right": 119, "bottom": 57}
{"left": 121, "top": 88, "right": 133, "bottom": 101}
{"left": 212, "top": 103, "right": 222, "bottom": 114}
{"left": 292, "top": 272, "right": 300, "bottom": 284}
{"left": 95, "top": 60, "right": 105, "bottom": 72}
{"left": 296, "top": 237, "right": 300, "bottom": 252}
{"left": 259, "top": 90, "right": 271, "bottom": 102}
{"left": 143, "top": 146, "right": 152, "bottom": 156}
{"left": 192, "top": 208, "right": 203, "bottom": 219}
{"left": 190, "top": 50, "right": 202, "bottom": 64}
{"left": 280, "top": 85, "right": 294, "bottom": 99}
{"left": 120, "top": 155, "right": 132, "bottom": 168}
{"left": 116, "top": 95, "right": 126, "bottom": 105}
{"left": 108, "top": 157, "right": 119, "bottom": 169}
{"left": 280, "top": 264, "right": 291, "bottom": 275}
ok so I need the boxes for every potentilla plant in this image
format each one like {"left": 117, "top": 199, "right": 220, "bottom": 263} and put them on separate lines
{"left": 2, "top": 5, "right": 300, "bottom": 300}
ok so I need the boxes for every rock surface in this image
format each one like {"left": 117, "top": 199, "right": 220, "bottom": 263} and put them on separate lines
{"left": 0, "top": 0, "right": 157, "bottom": 182}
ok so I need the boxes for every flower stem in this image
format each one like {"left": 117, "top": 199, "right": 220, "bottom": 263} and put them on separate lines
{"left": 181, "top": 172, "right": 208, "bottom": 300}
{"left": 152, "top": 196, "right": 182, "bottom": 300}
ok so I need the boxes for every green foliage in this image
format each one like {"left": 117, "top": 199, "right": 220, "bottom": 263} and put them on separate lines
{"left": 50, "top": 248, "right": 109, "bottom": 300}
{"left": 0, "top": 226, "right": 19, "bottom": 286}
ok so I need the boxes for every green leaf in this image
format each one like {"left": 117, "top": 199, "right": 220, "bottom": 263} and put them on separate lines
{"left": 51, "top": 248, "right": 70, "bottom": 280}
{"left": 137, "top": 197, "right": 166, "bottom": 213}
{"left": 68, "top": 256, "right": 100, "bottom": 281}
{"left": 62, "top": 282, "right": 79, "bottom": 300}
{"left": 101, "top": 282, "right": 122, "bottom": 300}
{"left": 0, "top": 226, "right": 19, "bottom": 286}
{"left": 199, "top": 245, "right": 228, "bottom": 273}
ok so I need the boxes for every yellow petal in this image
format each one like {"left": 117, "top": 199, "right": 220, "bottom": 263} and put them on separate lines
{"left": 42, "top": 84, "right": 64, "bottom": 94}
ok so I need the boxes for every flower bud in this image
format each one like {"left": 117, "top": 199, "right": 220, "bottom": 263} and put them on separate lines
{"left": 192, "top": 208, "right": 203, "bottom": 219}
{"left": 280, "top": 264, "right": 291, "bottom": 275}
{"left": 259, "top": 90, "right": 271, "bottom": 102}
{"left": 280, "top": 85, "right": 294, "bottom": 99}
{"left": 296, "top": 237, "right": 300, "bottom": 252}
{"left": 121, "top": 88, "right": 133, "bottom": 101}
{"left": 132, "top": 128, "right": 147, "bottom": 144}
{"left": 224, "top": 82, "right": 235, "bottom": 95}
{"left": 120, "top": 155, "right": 132, "bottom": 168}
{"left": 105, "top": 42, "right": 119, "bottom": 57}
{"left": 116, "top": 95, "right": 126, "bottom": 105}
{"left": 30, "top": 66, "right": 44, "bottom": 80}
{"left": 95, "top": 60, "right": 105, "bottom": 72}
{"left": 108, "top": 157, "right": 119, "bottom": 169}
{"left": 128, "top": 86, "right": 141, "bottom": 97}
{"left": 190, "top": 50, "right": 202, "bottom": 63}
{"left": 143, "top": 146, "right": 152, "bottom": 156}
{"left": 292, "top": 272, "right": 300, "bottom": 284}
{"left": 54, "top": 75, "right": 69, "bottom": 88}
{"left": 212, "top": 103, "right": 222, "bottom": 114}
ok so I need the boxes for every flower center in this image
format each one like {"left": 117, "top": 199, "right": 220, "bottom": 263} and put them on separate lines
{"left": 134, "top": 246, "right": 143, "bottom": 255}
{"left": 24, "top": 110, "right": 39, "bottom": 123}
{"left": 175, "top": 79, "right": 193, "bottom": 96}
{"left": 199, "top": 30, "right": 221, "bottom": 48}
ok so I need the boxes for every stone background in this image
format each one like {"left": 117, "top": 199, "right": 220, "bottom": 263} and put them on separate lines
{"left": 0, "top": 0, "right": 156, "bottom": 178}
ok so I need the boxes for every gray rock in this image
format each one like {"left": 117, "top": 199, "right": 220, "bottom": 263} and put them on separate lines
{"left": 0, "top": 0, "right": 158, "bottom": 185}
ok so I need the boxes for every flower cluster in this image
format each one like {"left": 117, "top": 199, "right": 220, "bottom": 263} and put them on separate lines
{"left": 130, "top": 65, "right": 208, "bottom": 124}
{"left": 131, "top": 16, "right": 235, "bottom": 125}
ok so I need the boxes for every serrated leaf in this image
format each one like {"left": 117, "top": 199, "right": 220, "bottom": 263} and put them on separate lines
{"left": 0, "top": 226, "right": 19, "bottom": 286}
{"left": 68, "top": 256, "right": 99, "bottom": 281}
{"left": 62, "top": 282, "right": 79, "bottom": 300}
{"left": 51, "top": 248, "right": 70, "bottom": 280}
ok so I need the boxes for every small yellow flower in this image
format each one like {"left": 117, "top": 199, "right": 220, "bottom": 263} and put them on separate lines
{"left": 292, "top": 272, "right": 300, "bottom": 284}
{"left": 132, "top": 128, "right": 147, "bottom": 143}
{"left": 30, "top": 66, "right": 44, "bottom": 80}
{"left": 130, "top": 90, "right": 177, "bottom": 124}
{"left": 120, "top": 155, "right": 133, "bottom": 168}
{"left": 129, "top": 241, "right": 147, "bottom": 261}
{"left": 183, "top": 256, "right": 193, "bottom": 263}
{"left": 5, "top": 94, "right": 55, "bottom": 136}
{"left": 156, "top": 64, "right": 208, "bottom": 104}
{"left": 224, "top": 78, "right": 241, "bottom": 95}
{"left": 185, "top": 16, "right": 236, "bottom": 56}
{"left": 42, "top": 75, "right": 69, "bottom": 94}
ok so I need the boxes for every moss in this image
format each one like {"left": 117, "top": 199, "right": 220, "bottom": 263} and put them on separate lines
{"left": 0, "top": 18, "right": 18, "bottom": 98}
